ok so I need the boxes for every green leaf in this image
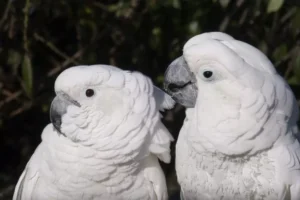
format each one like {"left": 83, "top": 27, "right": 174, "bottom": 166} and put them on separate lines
{"left": 152, "top": 27, "right": 161, "bottom": 36}
{"left": 84, "top": 6, "right": 93, "bottom": 15}
{"left": 7, "top": 49, "right": 22, "bottom": 75}
{"left": 22, "top": 54, "right": 33, "bottom": 98}
{"left": 291, "top": 9, "right": 300, "bottom": 33}
{"left": 189, "top": 21, "right": 199, "bottom": 34}
{"left": 258, "top": 41, "right": 268, "bottom": 54}
{"left": 219, "top": 0, "right": 230, "bottom": 8}
{"left": 272, "top": 44, "right": 287, "bottom": 62}
{"left": 293, "top": 49, "right": 300, "bottom": 82}
{"left": 287, "top": 75, "right": 299, "bottom": 85}
{"left": 156, "top": 75, "right": 164, "bottom": 84}
{"left": 42, "top": 104, "right": 49, "bottom": 113}
{"left": 172, "top": 0, "right": 180, "bottom": 9}
{"left": 267, "top": 0, "right": 284, "bottom": 13}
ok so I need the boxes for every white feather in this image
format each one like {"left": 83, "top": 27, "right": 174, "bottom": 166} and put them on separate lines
{"left": 176, "top": 32, "right": 300, "bottom": 200}
{"left": 14, "top": 65, "right": 173, "bottom": 200}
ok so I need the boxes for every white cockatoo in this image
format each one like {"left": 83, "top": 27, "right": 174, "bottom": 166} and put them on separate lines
{"left": 164, "top": 32, "right": 300, "bottom": 200}
{"left": 13, "top": 64, "right": 175, "bottom": 200}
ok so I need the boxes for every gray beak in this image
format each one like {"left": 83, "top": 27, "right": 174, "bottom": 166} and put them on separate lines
{"left": 163, "top": 56, "right": 198, "bottom": 108}
{"left": 50, "top": 92, "right": 80, "bottom": 136}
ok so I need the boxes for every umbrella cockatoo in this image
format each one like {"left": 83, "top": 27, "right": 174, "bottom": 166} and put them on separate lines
{"left": 164, "top": 32, "right": 300, "bottom": 200}
{"left": 13, "top": 64, "right": 175, "bottom": 200}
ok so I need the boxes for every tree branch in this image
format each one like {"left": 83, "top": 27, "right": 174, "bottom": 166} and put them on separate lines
{"left": 0, "top": 0, "right": 12, "bottom": 29}
{"left": 34, "top": 33, "right": 80, "bottom": 65}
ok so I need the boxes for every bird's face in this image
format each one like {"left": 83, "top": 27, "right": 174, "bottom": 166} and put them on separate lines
{"left": 164, "top": 32, "right": 280, "bottom": 110}
{"left": 164, "top": 42, "right": 243, "bottom": 110}
{"left": 50, "top": 65, "right": 129, "bottom": 142}
{"left": 164, "top": 32, "right": 238, "bottom": 108}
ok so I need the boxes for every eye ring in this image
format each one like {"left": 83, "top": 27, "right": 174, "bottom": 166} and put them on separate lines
{"left": 85, "top": 89, "right": 94, "bottom": 97}
{"left": 203, "top": 71, "right": 213, "bottom": 79}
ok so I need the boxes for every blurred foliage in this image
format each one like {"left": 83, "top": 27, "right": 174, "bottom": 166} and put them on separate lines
{"left": 0, "top": 0, "right": 299, "bottom": 199}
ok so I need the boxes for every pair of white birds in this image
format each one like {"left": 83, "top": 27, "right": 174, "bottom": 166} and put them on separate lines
{"left": 13, "top": 32, "right": 300, "bottom": 200}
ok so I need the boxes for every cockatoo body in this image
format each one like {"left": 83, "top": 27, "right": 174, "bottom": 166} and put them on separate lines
{"left": 164, "top": 32, "right": 300, "bottom": 200}
{"left": 13, "top": 64, "right": 174, "bottom": 200}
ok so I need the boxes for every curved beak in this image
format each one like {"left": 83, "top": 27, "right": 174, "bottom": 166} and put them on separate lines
{"left": 163, "top": 56, "right": 198, "bottom": 108}
{"left": 50, "top": 92, "right": 80, "bottom": 136}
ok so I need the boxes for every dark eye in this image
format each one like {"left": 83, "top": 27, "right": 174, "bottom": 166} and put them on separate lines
{"left": 203, "top": 71, "right": 213, "bottom": 78}
{"left": 85, "top": 89, "right": 94, "bottom": 97}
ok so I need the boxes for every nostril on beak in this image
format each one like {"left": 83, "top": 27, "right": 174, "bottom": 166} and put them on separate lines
{"left": 168, "top": 83, "right": 181, "bottom": 92}
{"left": 167, "top": 81, "right": 192, "bottom": 93}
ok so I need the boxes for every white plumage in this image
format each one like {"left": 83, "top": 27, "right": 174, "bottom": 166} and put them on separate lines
{"left": 13, "top": 64, "right": 174, "bottom": 200}
{"left": 164, "top": 32, "right": 300, "bottom": 200}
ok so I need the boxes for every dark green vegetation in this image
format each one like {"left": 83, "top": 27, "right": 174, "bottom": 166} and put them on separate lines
{"left": 0, "top": 0, "right": 299, "bottom": 199}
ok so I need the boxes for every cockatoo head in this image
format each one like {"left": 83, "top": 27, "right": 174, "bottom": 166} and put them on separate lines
{"left": 50, "top": 65, "right": 137, "bottom": 143}
{"left": 165, "top": 32, "right": 276, "bottom": 108}
{"left": 164, "top": 32, "right": 298, "bottom": 155}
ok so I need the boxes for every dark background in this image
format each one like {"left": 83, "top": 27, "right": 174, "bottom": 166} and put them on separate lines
{"left": 0, "top": 0, "right": 300, "bottom": 199}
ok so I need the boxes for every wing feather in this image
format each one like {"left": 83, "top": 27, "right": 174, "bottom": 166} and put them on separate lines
{"left": 13, "top": 170, "right": 26, "bottom": 200}
{"left": 13, "top": 145, "right": 42, "bottom": 200}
